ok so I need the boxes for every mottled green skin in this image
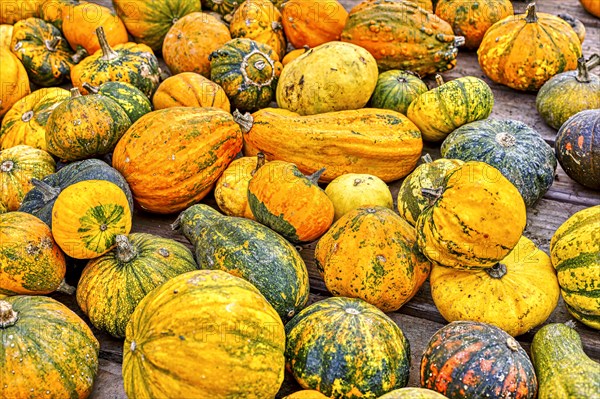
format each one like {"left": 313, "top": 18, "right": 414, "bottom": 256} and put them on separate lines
{"left": 247, "top": 190, "right": 300, "bottom": 243}
{"left": 19, "top": 159, "right": 134, "bottom": 228}
{"left": 176, "top": 204, "right": 309, "bottom": 322}
{"left": 369, "top": 71, "right": 428, "bottom": 115}
{"left": 285, "top": 297, "right": 410, "bottom": 398}
{"left": 201, "top": 0, "right": 240, "bottom": 16}
{"left": 91, "top": 81, "right": 152, "bottom": 123}
{"left": 441, "top": 119, "right": 557, "bottom": 207}
{"left": 531, "top": 323, "right": 600, "bottom": 399}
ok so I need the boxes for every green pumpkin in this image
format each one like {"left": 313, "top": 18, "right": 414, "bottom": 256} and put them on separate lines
{"left": 173, "top": 204, "right": 309, "bottom": 322}
{"left": 537, "top": 55, "right": 600, "bottom": 130}
{"left": 76, "top": 233, "right": 197, "bottom": 338}
{"left": 285, "top": 297, "right": 411, "bottom": 398}
{"left": 210, "top": 38, "right": 282, "bottom": 112}
{"left": 441, "top": 119, "right": 557, "bottom": 207}
{"left": 369, "top": 70, "right": 428, "bottom": 115}
{"left": 82, "top": 81, "right": 152, "bottom": 123}
{"left": 10, "top": 17, "right": 75, "bottom": 87}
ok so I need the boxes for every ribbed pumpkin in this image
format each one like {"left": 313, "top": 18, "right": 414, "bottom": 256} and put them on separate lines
{"left": 214, "top": 155, "right": 262, "bottom": 219}
{"left": 239, "top": 107, "right": 423, "bottom": 182}
{"left": 112, "top": 107, "right": 243, "bottom": 214}
{"left": 580, "top": 0, "right": 600, "bottom": 17}
{"left": 70, "top": 28, "right": 161, "bottom": 98}
{"left": 0, "top": 87, "right": 69, "bottom": 150}
{"left": 19, "top": 158, "right": 134, "bottom": 228}
{"left": 407, "top": 75, "right": 494, "bottom": 142}
{"left": 396, "top": 155, "right": 463, "bottom": 226}
{"left": 230, "top": 0, "right": 286, "bottom": 59}
{"left": 478, "top": 3, "right": 582, "bottom": 91}
{"left": 0, "top": 47, "right": 30, "bottom": 118}
{"left": 10, "top": 17, "right": 75, "bottom": 86}
{"left": 555, "top": 109, "right": 600, "bottom": 190}
{"left": 210, "top": 38, "right": 282, "bottom": 112}
{"left": 435, "top": 0, "right": 513, "bottom": 49}
{"left": 369, "top": 70, "right": 428, "bottom": 115}
{"left": 280, "top": 0, "right": 348, "bottom": 48}
{"left": 38, "top": 0, "right": 80, "bottom": 30}
{"left": 379, "top": 388, "right": 448, "bottom": 399}
{"left": 0, "top": 212, "right": 66, "bottom": 295}
{"left": 123, "top": 270, "right": 286, "bottom": 398}
{"left": 153, "top": 72, "right": 230, "bottom": 112}
{"left": 441, "top": 119, "right": 557, "bottom": 207}
{"left": 430, "top": 236, "right": 560, "bottom": 336}
{"left": 421, "top": 321, "right": 537, "bottom": 399}
{"left": 416, "top": 161, "right": 526, "bottom": 269}
{"left": 52, "top": 180, "right": 132, "bottom": 259}
{"left": 82, "top": 81, "right": 152, "bottom": 124}
{"left": 550, "top": 205, "right": 600, "bottom": 329}
{"left": 341, "top": 0, "right": 464, "bottom": 76}
{"left": 285, "top": 297, "right": 411, "bottom": 398}
{"left": 0, "top": 0, "right": 41, "bottom": 24}
{"left": 248, "top": 160, "right": 334, "bottom": 243}
{"left": 283, "top": 391, "right": 329, "bottom": 399}
{"left": 0, "top": 24, "right": 12, "bottom": 47}
{"left": 558, "top": 13, "right": 586, "bottom": 43}
{"left": 162, "top": 12, "right": 231, "bottom": 77}
{"left": 315, "top": 206, "right": 431, "bottom": 312}
{"left": 0, "top": 296, "right": 99, "bottom": 398}
{"left": 77, "top": 233, "right": 197, "bottom": 338}
{"left": 174, "top": 204, "right": 310, "bottom": 322}
{"left": 0, "top": 145, "right": 55, "bottom": 211}
{"left": 537, "top": 55, "right": 600, "bottom": 130}
{"left": 45, "top": 87, "right": 131, "bottom": 161}
{"left": 325, "top": 173, "right": 393, "bottom": 221}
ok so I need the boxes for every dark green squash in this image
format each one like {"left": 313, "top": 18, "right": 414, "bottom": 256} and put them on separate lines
{"left": 555, "top": 109, "right": 600, "bottom": 190}
{"left": 369, "top": 70, "right": 428, "bottom": 115}
{"left": 19, "top": 158, "right": 134, "bottom": 228}
{"left": 82, "top": 81, "right": 152, "bottom": 123}
{"left": 441, "top": 119, "right": 557, "bottom": 206}
{"left": 173, "top": 204, "right": 309, "bottom": 322}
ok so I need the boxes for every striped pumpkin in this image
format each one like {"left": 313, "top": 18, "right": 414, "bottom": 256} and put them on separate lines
{"left": 369, "top": 70, "right": 428, "bottom": 115}
{"left": 152, "top": 72, "right": 230, "bottom": 112}
{"left": 82, "top": 81, "right": 152, "bottom": 123}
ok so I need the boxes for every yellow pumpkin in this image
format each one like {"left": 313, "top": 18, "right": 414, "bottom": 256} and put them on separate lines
{"left": 430, "top": 236, "right": 560, "bottom": 336}
{"left": 0, "top": 0, "right": 41, "bottom": 24}
{"left": 325, "top": 173, "right": 393, "bottom": 221}
{"left": 214, "top": 154, "right": 263, "bottom": 219}
{"left": 283, "top": 390, "right": 329, "bottom": 399}
{"left": 152, "top": 72, "right": 230, "bottom": 112}
{"left": 0, "top": 24, "right": 12, "bottom": 47}
{"left": 0, "top": 47, "right": 30, "bottom": 118}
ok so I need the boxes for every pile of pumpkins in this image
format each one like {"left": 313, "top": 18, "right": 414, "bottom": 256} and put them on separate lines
{"left": 0, "top": 0, "right": 599, "bottom": 397}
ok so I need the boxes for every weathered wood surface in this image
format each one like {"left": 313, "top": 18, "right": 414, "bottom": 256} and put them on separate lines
{"left": 59, "top": 0, "right": 600, "bottom": 397}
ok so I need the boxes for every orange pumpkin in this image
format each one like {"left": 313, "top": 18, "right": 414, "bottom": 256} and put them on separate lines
{"left": 0, "top": 0, "right": 41, "bottom": 24}
{"left": 230, "top": 0, "right": 286, "bottom": 59}
{"left": 580, "top": 0, "right": 600, "bottom": 17}
{"left": 282, "top": 46, "right": 310, "bottom": 66}
{"left": 152, "top": 72, "right": 230, "bottom": 112}
{"left": 281, "top": 0, "right": 348, "bottom": 48}
{"left": 0, "top": 47, "right": 30, "bottom": 118}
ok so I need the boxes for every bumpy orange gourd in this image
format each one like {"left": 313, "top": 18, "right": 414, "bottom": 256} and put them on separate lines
{"left": 152, "top": 72, "right": 230, "bottom": 112}
{"left": 580, "top": 0, "right": 600, "bottom": 17}
{"left": 0, "top": 47, "right": 30, "bottom": 118}
{"left": 214, "top": 155, "right": 263, "bottom": 219}
{"left": 281, "top": 0, "right": 348, "bottom": 48}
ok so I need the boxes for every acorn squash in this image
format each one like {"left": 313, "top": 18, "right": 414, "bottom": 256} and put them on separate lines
{"left": 325, "top": 173, "right": 393, "bottom": 221}
{"left": 152, "top": 72, "right": 230, "bottom": 112}
{"left": 369, "top": 70, "right": 428, "bottom": 115}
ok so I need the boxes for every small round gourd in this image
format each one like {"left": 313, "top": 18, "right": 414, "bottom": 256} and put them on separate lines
{"left": 230, "top": 0, "right": 286, "bottom": 59}
{"left": 152, "top": 72, "right": 230, "bottom": 112}
{"left": 325, "top": 173, "right": 393, "bottom": 221}
{"left": 369, "top": 70, "right": 428, "bottom": 115}
{"left": 214, "top": 154, "right": 262, "bottom": 219}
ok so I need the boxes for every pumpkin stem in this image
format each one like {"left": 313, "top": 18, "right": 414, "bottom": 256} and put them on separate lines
{"left": 44, "top": 37, "right": 61, "bottom": 52}
{"left": 70, "top": 87, "right": 82, "bottom": 98}
{"left": 56, "top": 279, "right": 76, "bottom": 295}
{"left": 308, "top": 168, "right": 326, "bottom": 185}
{"left": 253, "top": 152, "right": 266, "bottom": 175}
{"left": 115, "top": 234, "right": 138, "bottom": 263}
{"left": 575, "top": 57, "right": 591, "bottom": 83}
{"left": 585, "top": 53, "right": 600, "bottom": 71}
{"left": 421, "top": 187, "right": 444, "bottom": 203}
{"left": 31, "top": 178, "right": 61, "bottom": 203}
{"left": 0, "top": 160, "right": 14, "bottom": 173}
{"left": 486, "top": 263, "right": 507, "bottom": 279}
{"left": 435, "top": 74, "right": 445, "bottom": 87}
{"left": 421, "top": 153, "right": 434, "bottom": 164}
{"left": 0, "top": 300, "right": 18, "bottom": 328}
{"left": 71, "top": 47, "right": 88, "bottom": 63}
{"left": 96, "top": 27, "right": 119, "bottom": 61}
{"left": 82, "top": 82, "right": 99, "bottom": 94}
{"left": 233, "top": 109, "right": 254, "bottom": 133}
{"left": 524, "top": 3, "right": 538, "bottom": 23}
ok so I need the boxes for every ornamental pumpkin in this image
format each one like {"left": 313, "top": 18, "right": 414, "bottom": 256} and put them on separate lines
{"left": 112, "top": 107, "right": 243, "bottom": 214}
{"left": 70, "top": 27, "right": 161, "bottom": 98}
{"left": 315, "top": 206, "right": 431, "bottom": 312}
{"left": 550, "top": 205, "right": 600, "bottom": 329}
{"left": 558, "top": 13, "right": 586, "bottom": 43}
{"left": 51, "top": 180, "right": 132, "bottom": 259}
{"left": 430, "top": 236, "right": 560, "bottom": 336}
{"left": 396, "top": 155, "right": 463, "bottom": 226}
{"left": 478, "top": 3, "right": 582, "bottom": 91}
{"left": 580, "top": 0, "right": 600, "bottom": 17}
{"left": 283, "top": 391, "right": 329, "bottom": 399}
{"left": 214, "top": 154, "right": 262, "bottom": 219}
{"left": 152, "top": 72, "right": 231, "bottom": 112}
{"left": 555, "top": 109, "right": 600, "bottom": 190}
{"left": 45, "top": 87, "right": 131, "bottom": 161}
{"left": 285, "top": 297, "right": 411, "bottom": 398}
{"left": 276, "top": 41, "right": 378, "bottom": 115}
{"left": 174, "top": 204, "right": 310, "bottom": 322}
{"left": 416, "top": 161, "right": 526, "bottom": 269}
{"left": 123, "top": 270, "right": 286, "bottom": 398}
{"left": 201, "top": 0, "right": 241, "bottom": 17}
{"left": 0, "top": 24, "right": 12, "bottom": 47}
{"left": 369, "top": 70, "right": 428, "bottom": 115}
{"left": 421, "top": 321, "right": 537, "bottom": 399}
{"left": 531, "top": 323, "right": 600, "bottom": 399}
{"left": 0, "top": 87, "right": 69, "bottom": 150}
{"left": 536, "top": 55, "right": 600, "bottom": 130}
{"left": 238, "top": 107, "right": 423, "bottom": 182}
{"left": 280, "top": 0, "right": 348, "bottom": 48}
{"left": 435, "top": 0, "right": 513, "bottom": 49}
{"left": 441, "top": 119, "right": 557, "bottom": 207}
{"left": 38, "top": 0, "right": 80, "bottom": 30}
{"left": 230, "top": 0, "right": 286, "bottom": 60}
{"left": 282, "top": 46, "right": 309, "bottom": 66}
{"left": 407, "top": 75, "right": 493, "bottom": 142}
{"left": 77, "top": 233, "right": 197, "bottom": 338}
{"left": 0, "top": 47, "right": 30, "bottom": 118}
{"left": 325, "top": 173, "right": 393, "bottom": 221}
{"left": 0, "top": 0, "right": 41, "bottom": 24}
{"left": 82, "top": 81, "right": 152, "bottom": 123}
{"left": 341, "top": 0, "right": 464, "bottom": 76}
{"left": 248, "top": 160, "right": 334, "bottom": 243}
{"left": 379, "top": 388, "right": 448, "bottom": 399}
{"left": 0, "top": 145, "right": 55, "bottom": 211}
{"left": 0, "top": 296, "right": 99, "bottom": 398}
{"left": 10, "top": 17, "right": 75, "bottom": 86}
{"left": 162, "top": 12, "right": 231, "bottom": 77}
{"left": 0, "top": 212, "right": 66, "bottom": 295}
{"left": 210, "top": 38, "right": 282, "bottom": 113}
